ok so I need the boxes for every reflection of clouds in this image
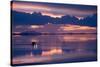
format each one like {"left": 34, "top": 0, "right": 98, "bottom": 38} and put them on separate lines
{"left": 42, "top": 48, "right": 62, "bottom": 56}
{"left": 60, "top": 34, "right": 96, "bottom": 42}
{"left": 12, "top": 33, "right": 97, "bottom": 65}
{"left": 12, "top": 54, "right": 52, "bottom": 65}
{"left": 12, "top": 48, "right": 96, "bottom": 65}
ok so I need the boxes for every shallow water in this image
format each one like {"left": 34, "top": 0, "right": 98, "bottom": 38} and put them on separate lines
{"left": 12, "top": 34, "right": 97, "bottom": 65}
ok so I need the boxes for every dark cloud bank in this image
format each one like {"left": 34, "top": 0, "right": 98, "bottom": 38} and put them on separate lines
{"left": 11, "top": 10, "right": 97, "bottom": 27}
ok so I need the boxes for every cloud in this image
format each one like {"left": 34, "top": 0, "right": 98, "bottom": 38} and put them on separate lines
{"left": 60, "top": 24, "right": 96, "bottom": 31}
{"left": 59, "top": 24, "right": 96, "bottom": 33}
{"left": 11, "top": 1, "right": 97, "bottom": 17}
{"left": 13, "top": 24, "right": 96, "bottom": 33}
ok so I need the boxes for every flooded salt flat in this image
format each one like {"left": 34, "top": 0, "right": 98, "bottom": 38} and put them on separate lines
{"left": 12, "top": 34, "right": 97, "bottom": 65}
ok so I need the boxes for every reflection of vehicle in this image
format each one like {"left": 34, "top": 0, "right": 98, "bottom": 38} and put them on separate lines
{"left": 31, "top": 42, "right": 42, "bottom": 56}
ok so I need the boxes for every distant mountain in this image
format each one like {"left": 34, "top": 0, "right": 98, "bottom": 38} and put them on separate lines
{"left": 13, "top": 31, "right": 41, "bottom": 35}
{"left": 11, "top": 10, "right": 97, "bottom": 27}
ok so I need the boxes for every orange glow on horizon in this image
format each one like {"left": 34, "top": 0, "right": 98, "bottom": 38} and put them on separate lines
{"left": 60, "top": 24, "right": 96, "bottom": 31}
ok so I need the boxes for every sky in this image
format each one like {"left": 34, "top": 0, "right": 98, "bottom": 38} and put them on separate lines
{"left": 11, "top": 1, "right": 97, "bottom": 18}
{"left": 11, "top": 1, "right": 97, "bottom": 33}
{"left": 12, "top": 24, "right": 97, "bottom": 33}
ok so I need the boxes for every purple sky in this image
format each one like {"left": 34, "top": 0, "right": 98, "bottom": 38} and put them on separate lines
{"left": 12, "top": 1, "right": 97, "bottom": 18}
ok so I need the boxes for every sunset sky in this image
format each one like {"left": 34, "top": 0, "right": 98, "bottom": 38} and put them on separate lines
{"left": 11, "top": 1, "right": 97, "bottom": 18}
{"left": 12, "top": 24, "right": 97, "bottom": 33}
{"left": 11, "top": 1, "right": 97, "bottom": 33}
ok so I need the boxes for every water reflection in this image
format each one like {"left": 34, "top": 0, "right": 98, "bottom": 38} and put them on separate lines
{"left": 61, "top": 34, "right": 96, "bottom": 42}
{"left": 12, "top": 34, "right": 97, "bottom": 65}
